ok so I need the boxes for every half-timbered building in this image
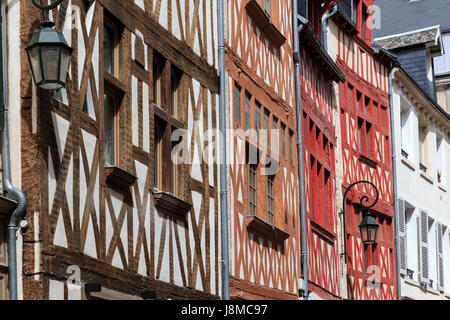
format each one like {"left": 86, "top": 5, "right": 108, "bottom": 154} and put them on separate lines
{"left": 18, "top": 0, "right": 221, "bottom": 300}
{"left": 296, "top": 10, "right": 345, "bottom": 298}
{"left": 226, "top": 0, "right": 301, "bottom": 299}
{"left": 325, "top": 0, "right": 398, "bottom": 300}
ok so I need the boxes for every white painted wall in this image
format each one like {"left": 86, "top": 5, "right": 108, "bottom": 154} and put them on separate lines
{"left": 392, "top": 75, "right": 450, "bottom": 299}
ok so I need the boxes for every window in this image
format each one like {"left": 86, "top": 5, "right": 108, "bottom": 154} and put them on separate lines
{"left": 154, "top": 119, "right": 164, "bottom": 189}
{"left": 267, "top": 175, "right": 275, "bottom": 226}
{"left": 418, "top": 123, "right": 428, "bottom": 173}
{"left": 171, "top": 68, "right": 181, "bottom": 118}
{"left": 356, "top": 91, "right": 362, "bottom": 111}
{"left": 347, "top": 84, "right": 354, "bottom": 110}
{"left": 428, "top": 217, "right": 437, "bottom": 290}
{"left": 103, "top": 16, "right": 120, "bottom": 77}
{"left": 245, "top": 92, "right": 251, "bottom": 131}
{"left": 153, "top": 54, "right": 163, "bottom": 107}
{"left": 358, "top": 118, "right": 372, "bottom": 158}
{"left": 104, "top": 92, "right": 119, "bottom": 165}
{"left": 289, "top": 130, "right": 294, "bottom": 163}
{"left": 281, "top": 123, "right": 286, "bottom": 157}
{"left": 272, "top": 116, "right": 278, "bottom": 154}
{"left": 400, "top": 103, "right": 413, "bottom": 160}
{"left": 434, "top": 33, "right": 450, "bottom": 75}
{"left": 248, "top": 164, "right": 258, "bottom": 217}
{"left": 234, "top": 84, "right": 241, "bottom": 127}
{"left": 264, "top": 109, "right": 270, "bottom": 149}
{"left": 152, "top": 55, "right": 186, "bottom": 198}
{"left": 398, "top": 199, "right": 419, "bottom": 281}
{"left": 103, "top": 14, "right": 123, "bottom": 167}
{"left": 436, "top": 134, "right": 445, "bottom": 185}
{"left": 255, "top": 102, "right": 261, "bottom": 140}
{"left": 364, "top": 97, "right": 370, "bottom": 115}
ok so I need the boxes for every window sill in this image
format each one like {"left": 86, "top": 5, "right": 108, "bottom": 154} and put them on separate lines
{"left": 438, "top": 184, "right": 447, "bottom": 192}
{"left": 310, "top": 221, "right": 336, "bottom": 244}
{"left": 153, "top": 190, "right": 191, "bottom": 220}
{"left": 244, "top": 0, "right": 286, "bottom": 48}
{"left": 105, "top": 165, "right": 138, "bottom": 193}
{"left": 104, "top": 71, "right": 126, "bottom": 95}
{"left": 419, "top": 171, "right": 434, "bottom": 185}
{"left": 400, "top": 156, "right": 416, "bottom": 172}
{"left": 358, "top": 154, "right": 377, "bottom": 168}
{"left": 245, "top": 215, "right": 289, "bottom": 243}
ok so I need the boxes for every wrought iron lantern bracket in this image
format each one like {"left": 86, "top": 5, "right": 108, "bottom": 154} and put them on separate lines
{"left": 340, "top": 180, "right": 379, "bottom": 262}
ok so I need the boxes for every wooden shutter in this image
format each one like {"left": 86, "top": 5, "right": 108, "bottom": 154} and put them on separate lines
{"left": 419, "top": 210, "right": 429, "bottom": 283}
{"left": 437, "top": 223, "right": 444, "bottom": 291}
{"left": 397, "top": 199, "right": 407, "bottom": 275}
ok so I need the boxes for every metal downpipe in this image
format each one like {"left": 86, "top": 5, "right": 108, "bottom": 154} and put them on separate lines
{"left": 218, "top": 0, "right": 230, "bottom": 300}
{"left": 1, "top": 0, "right": 27, "bottom": 300}
{"left": 388, "top": 61, "right": 402, "bottom": 300}
{"left": 293, "top": 0, "right": 309, "bottom": 300}
{"left": 321, "top": 4, "right": 338, "bottom": 51}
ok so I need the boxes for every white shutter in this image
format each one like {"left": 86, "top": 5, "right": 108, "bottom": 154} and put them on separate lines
{"left": 437, "top": 223, "right": 444, "bottom": 292}
{"left": 397, "top": 199, "right": 407, "bottom": 275}
{"left": 419, "top": 210, "right": 429, "bottom": 284}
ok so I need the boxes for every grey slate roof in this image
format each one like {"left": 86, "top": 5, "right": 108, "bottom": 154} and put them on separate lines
{"left": 373, "top": 0, "right": 450, "bottom": 38}
{"left": 374, "top": 27, "right": 440, "bottom": 50}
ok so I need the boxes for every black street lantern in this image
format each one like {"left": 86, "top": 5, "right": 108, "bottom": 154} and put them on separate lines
{"left": 359, "top": 214, "right": 379, "bottom": 245}
{"left": 26, "top": 0, "right": 72, "bottom": 90}
{"left": 341, "top": 180, "right": 380, "bottom": 261}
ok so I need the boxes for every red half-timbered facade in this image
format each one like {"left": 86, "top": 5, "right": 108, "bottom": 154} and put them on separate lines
{"left": 298, "top": 23, "right": 344, "bottom": 299}
{"left": 329, "top": 0, "right": 398, "bottom": 300}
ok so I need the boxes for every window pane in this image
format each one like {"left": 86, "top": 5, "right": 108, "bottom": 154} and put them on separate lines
{"left": 366, "top": 123, "right": 371, "bottom": 156}
{"left": 356, "top": 91, "right": 362, "bottom": 111}
{"left": 154, "top": 122, "right": 162, "bottom": 188}
{"left": 289, "top": 131, "right": 293, "bottom": 163}
{"left": 104, "top": 25, "right": 115, "bottom": 74}
{"left": 104, "top": 94, "right": 115, "bottom": 165}
{"left": 153, "top": 57, "right": 162, "bottom": 106}
{"left": 234, "top": 84, "right": 241, "bottom": 126}
{"left": 365, "top": 97, "right": 370, "bottom": 114}
{"left": 281, "top": 124, "right": 286, "bottom": 157}
{"left": 358, "top": 119, "right": 363, "bottom": 154}
{"left": 255, "top": 102, "right": 261, "bottom": 140}
{"left": 171, "top": 71, "right": 181, "bottom": 117}
{"left": 272, "top": 117, "right": 278, "bottom": 153}
{"left": 245, "top": 92, "right": 251, "bottom": 131}
{"left": 347, "top": 84, "right": 354, "bottom": 110}
{"left": 264, "top": 110, "right": 270, "bottom": 148}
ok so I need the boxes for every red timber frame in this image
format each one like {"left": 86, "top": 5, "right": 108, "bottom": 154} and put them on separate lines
{"left": 334, "top": 0, "right": 397, "bottom": 300}
{"left": 299, "top": 23, "right": 344, "bottom": 299}
{"left": 227, "top": 0, "right": 300, "bottom": 299}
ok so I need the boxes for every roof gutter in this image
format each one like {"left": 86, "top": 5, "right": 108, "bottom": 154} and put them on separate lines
{"left": 293, "top": 0, "right": 309, "bottom": 300}
{"left": 218, "top": 0, "right": 230, "bottom": 300}
{"left": 321, "top": 3, "right": 338, "bottom": 51}
{"left": 388, "top": 61, "right": 402, "bottom": 300}
{"left": 0, "top": 0, "right": 27, "bottom": 300}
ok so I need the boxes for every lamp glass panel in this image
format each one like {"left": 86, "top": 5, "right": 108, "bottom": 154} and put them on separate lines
{"left": 28, "top": 46, "right": 43, "bottom": 85}
{"left": 59, "top": 47, "right": 72, "bottom": 84}
{"left": 41, "top": 45, "right": 60, "bottom": 81}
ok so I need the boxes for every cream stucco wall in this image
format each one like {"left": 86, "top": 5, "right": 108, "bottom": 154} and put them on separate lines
{"left": 392, "top": 71, "right": 450, "bottom": 299}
